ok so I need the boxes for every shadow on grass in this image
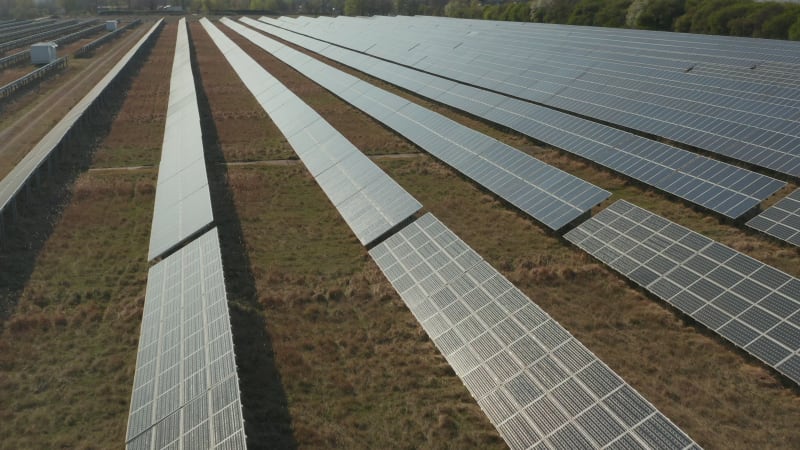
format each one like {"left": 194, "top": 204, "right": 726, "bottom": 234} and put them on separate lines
{"left": 0, "top": 34, "right": 159, "bottom": 324}
{"left": 188, "top": 25, "right": 297, "bottom": 449}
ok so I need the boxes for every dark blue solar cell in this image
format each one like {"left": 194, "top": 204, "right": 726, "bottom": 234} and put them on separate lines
{"left": 718, "top": 320, "right": 760, "bottom": 347}
{"left": 747, "top": 336, "right": 792, "bottom": 365}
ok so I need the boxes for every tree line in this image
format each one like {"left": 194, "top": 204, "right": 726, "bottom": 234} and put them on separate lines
{"left": 3, "top": 0, "right": 800, "bottom": 40}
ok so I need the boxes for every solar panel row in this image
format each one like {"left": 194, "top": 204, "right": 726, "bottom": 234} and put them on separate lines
{"left": 206, "top": 19, "right": 700, "bottom": 448}
{"left": 748, "top": 189, "right": 800, "bottom": 248}
{"left": 201, "top": 18, "right": 420, "bottom": 246}
{"left": 684, "top": 63, "right": 800, "bottom": 89}
{"left": 565, "top": 200, "right": 800, "bottom": 386}
{"left": 380, "top": 16, "right": 798, "bottom": 90}
{"left": 0, "top": 18, "right": 50, "bottom": 33}
{"left": 251, "top": 17, "right": 785, "bottom": 220}
{"left": 0, "top": 18, "right": 76, "bottom": 43}
{"left": 370, "top": 213, "right": 699, "bottom": 450}
{"left": 406, "top": 16, "right": 800, "bottom": 86}
{"left": 229, "top": 18, "right": 610, "bottom": 231}
{"left": 148, "top": 17, "right": 214, "bottom": 261}
{"left": 127, "top": 20, "right": 247, "bottom": 450}
{"left": 270, "top": 16, "right": 800, "bottom": 177}
{"left": 126, "top": 228, "right": 246, "bottom": 449}
{"left": 374, "top": 15, "right": 800, "bottom": 86}
{"left": 0, "top": 19, "right": 164, "bottom": 241}
{"left": 0, "top": 19, "right": 98, "bottom": 53}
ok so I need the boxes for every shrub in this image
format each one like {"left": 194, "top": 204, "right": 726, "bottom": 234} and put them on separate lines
{"left": 532, "top": 0, "right": 581, "bottom": 23}
{"left": 569, "top": 0, "right": 605, "bottom": 25}
{"left": 636, "top": 0, "right": 685, "bottom": 30}
{"left": 444, "top": 0, "right": 483, "bottom": 18}
{"left": 706, "top": 2, "right": 752, "bottom": 35}
{"left": 674, "top": 0, "right": 740, "bottom": 33}
{"left": 596, "top": 0, "right": 634, "bottom": 27}
{"left": 789, "top": 13, "right": 800, "bottom": 40}
{"left": 760, "top": 7, "right": 798, "bottom": 38}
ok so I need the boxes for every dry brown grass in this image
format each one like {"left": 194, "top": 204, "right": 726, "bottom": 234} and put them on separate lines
{"left": 191, "top": 22, "right": 295, "bottom": 163}
{"left": 0, "top": 170, "right": 154, "bottom": 449}
{"left": 91, "top": 22, "right": 177, "bottom": 169}
{"left": 216, "top": 22, "right": 420, "bottom": 158}
{"left": 0, "top": 24, "right": 168, "bottom": 449}
{"left": 222, "top": 164, "right": 505, "bottom": 449}
{"left": 2, "top": 16, "right": 800, "bottom": 450}
{"left": 193, "top": 20, "right": 505, "bottom": 447}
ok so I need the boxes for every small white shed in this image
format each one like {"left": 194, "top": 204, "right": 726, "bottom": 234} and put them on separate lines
{"left": 30, "top": 42, "right": 57, "bottom": 65}
{"left": 105, "top": 20, "right": 118, "bottom": 31}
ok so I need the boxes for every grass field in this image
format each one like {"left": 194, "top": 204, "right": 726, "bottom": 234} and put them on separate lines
{"left": 0, "top": 170, "right": 155, "bottom": 448}
{"left": 0, "top": 15, "right": 799, "bottom": 450}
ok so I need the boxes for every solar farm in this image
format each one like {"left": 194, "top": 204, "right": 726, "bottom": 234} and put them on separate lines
{"left": 1, "top": 14, "right": 800, "bottom": 450}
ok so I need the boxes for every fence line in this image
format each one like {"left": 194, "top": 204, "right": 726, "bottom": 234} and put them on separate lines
{"left": 54, "top": 23, "right": 106, "bottom": 47}
{"left": 0, "top": 19, "right": 74, "bottom": 44}
{"left": 0, "top": 49, "right": 30, "bottom": 70}
{"left": 0, "top": 22, "right": 110, "bottom": 71}
{"left": 0, "top": 20, "right": 98, "bottom": 54}
{"left": 0, "top": 56, "right": 69, "bottom": 101}
{"left": 75, "top": 20, "right": 142, "bottom": 58}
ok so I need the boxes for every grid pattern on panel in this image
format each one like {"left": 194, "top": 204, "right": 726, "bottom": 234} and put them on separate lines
{"left": 565, "top": 200, "right": 800, "bottom": 386}
{"left": 397, "top": 15, "right": 800, "bottom": 87}
{"left": 270, "top": 16, "right": 800, "bottom": 178}
{"left": 126, "top": 228, "right": 246, "bottom": 449}
{"left": 747, "top": 189, "right": 800, "bottom": 248}
{"left": 283, "top": 14, "right": 800, "bottom": 86}
{"left": 397, "top": 16, "right": 800, "bottom": 85}
{"left": 149, "top": 18, "right": 214, "bottom": 261}
{"left": 251, "top": 17, "right": 784, "bottom": 221}
{"left": 229, "top": 18, "right": 609, "bottom": 231}
{"left": 200, "top": 18, "right": 420, "bottom": 246}
{"left": 369, "top": 213, "right": 698, "bottom": 450}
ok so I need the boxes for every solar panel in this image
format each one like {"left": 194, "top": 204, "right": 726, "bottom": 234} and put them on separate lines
{"left": 251, "top": 17, "right": 785, "bottom": 220}
{"left": 227, "top": 18, "right": 609, "bottom": 231}
{"left": 369, "top": 213, "right": 698, "bottom": 450}
{"left": 747, "top": 189, "right": 800, "bottom": 248}
{"left": 126, "top": 228, "right": 246, "bottom": 449}
{"left": 0, "top": 19, "right": 164, "bottom": 240}
{"left": 391, "top": 16, "right": 800, "bottom": 84}
{"left": 0, "top": 18, "right": 72, "bottom": 42}
{"left": 0, "top": 19, "right": 97, "bottom": 53}
{"left": 399, "top": 14, "right": 800, "bottom": 94}
{"left": 148, "top": 18, "right": 214, "bottom": 261}
{"left": 565, "top": 200, "right": 800, "bottom": 386}
{"left": 262, "top": 15, "right": 800, "bottom": 178}
{"left": 200, "top": 18, "right": 420, "bottom": 246}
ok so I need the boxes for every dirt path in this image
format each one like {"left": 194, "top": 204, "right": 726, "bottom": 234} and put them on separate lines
{"left": 87, "top": 165, "right": 153, "bottom": 172}
{"left": 0, "top": 23, "right": 150, "bottom": 179}
{"left": 85, "top": 153, "right": 425, "bottom": 172}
